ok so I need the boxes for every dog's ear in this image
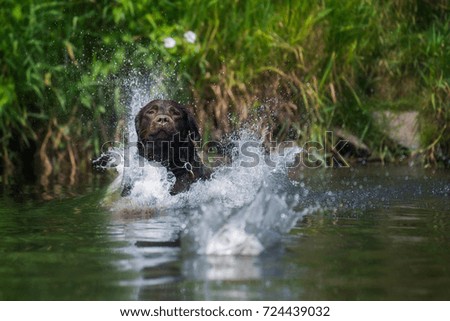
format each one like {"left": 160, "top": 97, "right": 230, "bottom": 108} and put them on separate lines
{"left": 185, "top": 108, "right": 201, "bottom": 142}
{"left": 134, "top": 111, "right": 141, "bottom": 138}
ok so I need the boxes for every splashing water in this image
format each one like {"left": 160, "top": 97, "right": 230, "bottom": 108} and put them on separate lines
{"left": 179, "top": 131, "right": 315, "bottom": 255}
{"left": 103, "top": 79, "right": 314, "bottom": 256}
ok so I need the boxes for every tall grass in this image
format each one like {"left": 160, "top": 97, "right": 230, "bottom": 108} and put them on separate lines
{"left": 0, "top": 0, "right": 448, "bottom": 186}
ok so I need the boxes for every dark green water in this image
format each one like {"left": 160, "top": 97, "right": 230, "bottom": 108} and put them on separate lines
{"left": 0, "top": 166, "right": 449, "bottom": 300}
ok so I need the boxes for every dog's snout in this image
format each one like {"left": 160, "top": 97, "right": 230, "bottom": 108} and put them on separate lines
{"left": 155, "top": 115, "right": 170, "bottom": 125}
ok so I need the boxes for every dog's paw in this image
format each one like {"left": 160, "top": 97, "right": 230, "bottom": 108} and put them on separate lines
{"left": 92, "top": 152, "right": 120, "bottom": 171}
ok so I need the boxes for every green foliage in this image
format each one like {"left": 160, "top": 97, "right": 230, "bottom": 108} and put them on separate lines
{"left": 0, "top": 0, "right": 448, "bottom": 183}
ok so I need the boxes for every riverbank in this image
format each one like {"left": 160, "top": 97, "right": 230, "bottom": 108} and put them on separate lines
{"left": 1, "top": 1, "right": 448, "bottom": 185}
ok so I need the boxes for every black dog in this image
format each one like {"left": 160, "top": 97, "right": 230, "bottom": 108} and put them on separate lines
{"left": 93, "top": 99, "right": 210, "bottom": 196}
{"left": 132, "top": 99, "right": 210, "bottom": 194}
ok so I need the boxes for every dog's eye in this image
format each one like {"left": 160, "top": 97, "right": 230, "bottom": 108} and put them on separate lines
{"left": 147, "top": 107, "right": 157, "bottom": 115}
{"left": 170, "top": 108, "right": 181, "bottom": 116}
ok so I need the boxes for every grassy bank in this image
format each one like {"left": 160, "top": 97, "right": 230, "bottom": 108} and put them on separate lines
{"left": 0, "top": 0, "right": 449, "bottom": 185}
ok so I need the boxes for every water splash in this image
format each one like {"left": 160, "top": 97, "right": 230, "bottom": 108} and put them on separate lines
{"left": 103, "top": 79, "right": 313, "bottom": 256}
{"left": 184, "top": 184, "right": 311, "bottom": 255}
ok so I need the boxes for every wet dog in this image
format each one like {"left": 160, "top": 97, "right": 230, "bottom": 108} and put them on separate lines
{"left": 131, "top": 99, "right": 210, "bottom": 194}
{"left": 94, "top": 99, "right": 210, "bottom": 195}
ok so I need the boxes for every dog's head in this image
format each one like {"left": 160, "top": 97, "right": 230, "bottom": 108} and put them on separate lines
{"left": 135, "top": 99, "right": 200, "bottom": 144}
{"left": 131, "top": 99, "right": 209, "bottom": 194}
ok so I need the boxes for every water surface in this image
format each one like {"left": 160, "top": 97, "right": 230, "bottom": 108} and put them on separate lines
{"left": 1, "top": 165, "right": 448, "bottom": 300}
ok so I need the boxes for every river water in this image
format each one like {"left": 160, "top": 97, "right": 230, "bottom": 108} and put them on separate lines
{"left": 1, "top": 80, "right": 449, "bottom": 300}
{"left": 0, "top": 163, "right": 448, "bottom": 300}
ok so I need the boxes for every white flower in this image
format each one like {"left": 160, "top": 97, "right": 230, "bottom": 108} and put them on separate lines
{"left": 183, "top": 31, "right": 196, "bottom": 43}
{"left": 163, "top": 37, "right": 176, "bottom": 48}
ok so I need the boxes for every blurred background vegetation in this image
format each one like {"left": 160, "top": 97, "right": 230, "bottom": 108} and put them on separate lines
{"left": 0, "top": 0, "right": 449, "bottom": 187}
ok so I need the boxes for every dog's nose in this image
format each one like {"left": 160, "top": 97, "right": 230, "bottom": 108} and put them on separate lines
{"left": 155, "top": 115, "right": 170, "bottom": 125}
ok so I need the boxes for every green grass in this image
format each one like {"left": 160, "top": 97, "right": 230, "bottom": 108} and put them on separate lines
{"left": 0, "top": 0, "right": 449, "bottom": 184}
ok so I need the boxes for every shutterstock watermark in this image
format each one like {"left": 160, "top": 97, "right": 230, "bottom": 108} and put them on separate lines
{"left": 95, "top": 131, "right": 349, "bottom": 169}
